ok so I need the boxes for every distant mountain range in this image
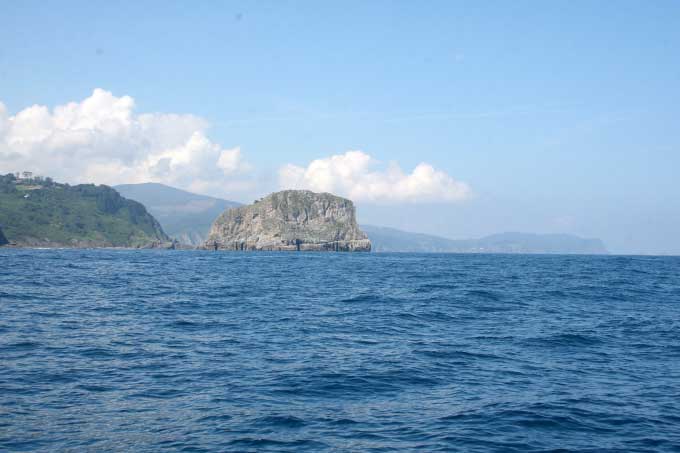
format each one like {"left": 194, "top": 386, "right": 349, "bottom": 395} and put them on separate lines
{"left": 362, "top": 225, "right": 608, "bottom": 254}
{"left": 115, "top": 183, "right": 608, "bottom": 254}
{"left": 0, "top": 225, "right": 8, "bottom": 246}
{"left": 114, "top": 183, "right": 241, "bottom": 246}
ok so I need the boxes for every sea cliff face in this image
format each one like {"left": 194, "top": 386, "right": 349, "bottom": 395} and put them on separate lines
{"left": 204, "top": 190, "right": 371, "bottom": 251}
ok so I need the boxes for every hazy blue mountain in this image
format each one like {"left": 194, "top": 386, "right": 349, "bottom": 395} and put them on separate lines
{"left": 115, "top": 183, "right": 241, "bottom": 245}
{"left": 360, "top": 225, "right": 464, "bottom": 253}
{"left": 469, "top": 232, "right": 608, "bottom": 254}
{"left": 362, "top": 225, "right": 608, "bottom": 254}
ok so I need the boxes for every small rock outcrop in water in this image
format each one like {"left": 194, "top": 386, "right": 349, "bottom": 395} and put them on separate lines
{"left": 204, "top": 190, "right": 371, "bottom": 251}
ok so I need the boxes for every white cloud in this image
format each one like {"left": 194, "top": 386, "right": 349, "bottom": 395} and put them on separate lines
{"left": 0, "top": 90, "right": 473, "bottom": 204}
{"left": 279, "top": 150, "right": 471, "bottom": 203}
{"left": 0, "top": 89, "right": 253, "bottom": 197}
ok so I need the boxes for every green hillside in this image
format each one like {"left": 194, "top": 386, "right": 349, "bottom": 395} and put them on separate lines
{"left": 0, "top": 174, "right": 170, "bottom": 247}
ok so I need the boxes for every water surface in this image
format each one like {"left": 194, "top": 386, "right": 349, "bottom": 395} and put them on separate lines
{"left": 1, "top": 250, "right": 679, "bottom": 451}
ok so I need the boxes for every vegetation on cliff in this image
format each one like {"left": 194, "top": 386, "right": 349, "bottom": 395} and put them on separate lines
{"left": 0, "top": 174, "right": 170, "bottom": 247}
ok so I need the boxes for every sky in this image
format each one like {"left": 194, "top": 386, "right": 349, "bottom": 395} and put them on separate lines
{"left": 1, "top": 0, "right": 679, "bottom": 254}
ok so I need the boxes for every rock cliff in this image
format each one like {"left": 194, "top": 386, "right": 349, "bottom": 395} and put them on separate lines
{"left": 204, "top": 190, "right": 371, "bottom": 252}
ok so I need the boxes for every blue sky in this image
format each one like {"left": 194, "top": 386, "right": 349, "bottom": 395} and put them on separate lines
{"left": 1, "top": 1, "right": 679, "bottom": 254}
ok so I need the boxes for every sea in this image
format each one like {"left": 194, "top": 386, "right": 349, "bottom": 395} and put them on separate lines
{"left": 1, "top": 249, "right": 679, "bottom": 452}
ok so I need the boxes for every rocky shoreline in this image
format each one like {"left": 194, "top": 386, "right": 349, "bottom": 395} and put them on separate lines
{"left": 0, "top": 239, "right": 188, "bottom": 250}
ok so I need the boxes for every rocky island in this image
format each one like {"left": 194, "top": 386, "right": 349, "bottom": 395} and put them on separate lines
{"left": 204, "top": 190, "right": 371, "bottom": 251}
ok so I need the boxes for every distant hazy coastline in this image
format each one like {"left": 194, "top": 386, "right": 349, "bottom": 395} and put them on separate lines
{"left": 1, "top": 177, "right": 608, "bottom": 254}
{"left": 117, "top": 182, "right": 609, "bottom": 255}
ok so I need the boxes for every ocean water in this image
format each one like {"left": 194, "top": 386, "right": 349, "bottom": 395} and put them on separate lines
{"left": 1, "top": 250, "right": 679, "bottom": 452}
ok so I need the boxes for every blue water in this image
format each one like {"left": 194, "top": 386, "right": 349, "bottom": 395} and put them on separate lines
{"left": 1, "top": 250, "right": 679, "bottom": 452}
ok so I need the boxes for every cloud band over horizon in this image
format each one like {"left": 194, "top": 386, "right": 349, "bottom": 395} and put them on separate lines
{"left": 0, "top": 89, "right": 252, "bottom": 197}
{"left": 0, "top": 89, "right": 470, "bottom": 203}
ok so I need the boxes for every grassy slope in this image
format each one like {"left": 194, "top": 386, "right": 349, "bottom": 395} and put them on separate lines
{"left": 0, "top": 175, "right": 169, "bottom": 247}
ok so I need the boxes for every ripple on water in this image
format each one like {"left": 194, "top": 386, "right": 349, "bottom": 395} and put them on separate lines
{"left": 1, "top": 249, "right": 679, "bottom": 452}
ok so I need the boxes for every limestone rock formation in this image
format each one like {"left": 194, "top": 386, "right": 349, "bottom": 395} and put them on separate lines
{"left": 204, "top": 190, "right": 371, "bottom": 252}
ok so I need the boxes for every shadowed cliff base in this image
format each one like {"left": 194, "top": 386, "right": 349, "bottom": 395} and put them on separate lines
{"left": 0, "top": 227, "right": 8, "bottom": 246}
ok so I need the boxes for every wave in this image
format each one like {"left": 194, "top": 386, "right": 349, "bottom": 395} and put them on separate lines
{"left": 2, "top": 250, "right": 679, "bottom": 451}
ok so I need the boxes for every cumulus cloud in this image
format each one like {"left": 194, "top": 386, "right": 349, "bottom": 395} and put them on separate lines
{"left": 279, "top": 150, "right": 471, "bottom": 203}
{"left": 0, "top": 89, "right": 252, "bottom": 196}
